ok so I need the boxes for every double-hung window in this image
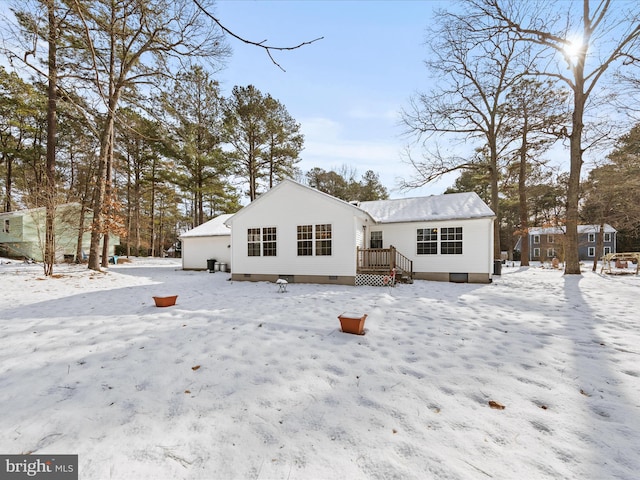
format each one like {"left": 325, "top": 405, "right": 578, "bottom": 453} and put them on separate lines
{"left": 247, "top": 228, "right": 261, "bottom": 256}
{"left": 297, "top": 224, "right": 332, "bottom": 256}
{"left": 416, "top": 228, "right": 438, "bottom": 255}
{"left": 297, "top": 225, "right": 313, "bottom": 256}
{"left": 315, "top": 224, "right": 332, "bottom": 256}
{"left": 441, "top": 227, "right": 463, "bottom": 255}
{"left": 247, "top": 227, "right": 277, "bottom": 257}
{"left": 370, "top": 231, "right": 383, "bottom": 249}
{"left": 262, "top": 227, "right": 277, "bottom": 256}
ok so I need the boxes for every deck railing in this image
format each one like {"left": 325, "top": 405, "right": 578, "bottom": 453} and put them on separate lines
{"left": 357, "top": 245, "right": 413, "bottom": 280}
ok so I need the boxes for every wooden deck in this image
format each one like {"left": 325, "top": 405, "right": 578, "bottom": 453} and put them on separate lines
{"left": 357, "top": 246, "right": 413, "bottom": 283}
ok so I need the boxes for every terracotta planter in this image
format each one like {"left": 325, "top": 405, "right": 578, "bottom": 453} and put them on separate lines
{"left": 338, "top": 313, "right": 367, "bottom": 335}
{"left": 153, "top": 295, "right": 178, "bottom": 307}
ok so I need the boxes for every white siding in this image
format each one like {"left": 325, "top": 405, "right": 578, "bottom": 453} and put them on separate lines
{"left": 379, "top": 218, "right": 494, "bottom": 275}
{"left": 230, "top": 182, "right": 367, "bottom": 277}
{"left": 182, "top": 235, "right": 231, "bottom": 270}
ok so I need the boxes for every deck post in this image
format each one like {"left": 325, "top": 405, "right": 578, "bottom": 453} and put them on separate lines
{"left": 390, "top": 245, "right": 396, "bottom": 271}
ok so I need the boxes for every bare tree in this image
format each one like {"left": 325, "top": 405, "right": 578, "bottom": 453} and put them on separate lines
{"left": 480, "top": 0, "right": 640, "bottom": 274}
{"left": 67, "top": 0, "right": 229, "bottom": 270}
{"left": 504, "top": 78, "right": 569, "bottom": 266}
{"left": 582, "top": 122, "right": 640, "bottom": 268}
{"left": 402, "top": 5, "right": 528, "bottom": 259}
{"left": 6, "top": 0, "right": 70, "bottom": 275}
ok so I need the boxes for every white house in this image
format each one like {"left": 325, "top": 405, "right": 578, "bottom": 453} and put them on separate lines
{"left": 359, "top": 194, "right": 496, "bottom": 283}
{"left": 225, "top": 179, "right": 496, "bottom": 285}
{"left": 179, "top": 213, "right": 233, "bottom": 271}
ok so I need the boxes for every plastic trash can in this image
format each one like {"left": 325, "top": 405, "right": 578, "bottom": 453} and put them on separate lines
{"left": 207, "top": 258, "right": 216, "bottom": 272}
{"left": 493, "top": 259, "right": 502, "bottom": 275}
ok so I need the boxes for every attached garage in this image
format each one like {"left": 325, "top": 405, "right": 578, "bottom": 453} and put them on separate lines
{"left": 179, "top": 214, "right": 233, "bottom": 271}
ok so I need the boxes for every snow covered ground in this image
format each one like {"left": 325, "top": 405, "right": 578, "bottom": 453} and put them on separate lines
{"left": 0, "top": 257, "right": 639, "bottom": 480}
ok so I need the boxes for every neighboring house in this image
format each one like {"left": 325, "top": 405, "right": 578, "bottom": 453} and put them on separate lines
{"left": 225, "top": 179, "right": 496, "bottom": 285}
{"left": 179, "top": 213, "right": 233, "bottom": 271}
{"left": 517, "top": 224, "right": 617, "bottom": 261}
{"left": 0, "top": 203, "right": 119, "bottom": 262}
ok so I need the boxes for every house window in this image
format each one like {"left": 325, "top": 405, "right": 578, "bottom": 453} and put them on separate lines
{"left": 297, "top": 225, "right": 313, "bottom": 256}
{"left": 441, "top": 227, "right": 463, "bottom": 255}
{"left": 370, "top": 231, "right": 383, "bottom": 249}
{"left": 588, "top": 233, "right": 595, "bottom": 243}
{"left": 604, "top": 233, "right": 611, "bottom": 242}
{"left": 548, "top": 235, "right": 554, "bottom": 243}
{"left": 417, "top": 228, "right": 438, "bottom": 255}
{"left": 588, "top": 247, "right": 595, "bottom": 257}
{"left": 533, "top": 248, "right": 540, "bottom": 258}
{"left": 533, "top": 235, "right": 540, "bottom": 244}
{"left": 247, "top": 228, "right": 261, "bottom": 256}
{"left": 297, "top": 224, "right": 332, "bottom": 256}
{"left": 262, "top": 227, "right": 277, "bottom": 256}
{"left": 547, "top": 248, "right": 556, "bottom": 258}
{"left": 247, "top": 227, "right": 277, "bottom": 257}
{"left": 315, "top": 224, "right": 332, "bottom": 256}
{"left": 604, "top": 246, "right": 612, "bottom": 255}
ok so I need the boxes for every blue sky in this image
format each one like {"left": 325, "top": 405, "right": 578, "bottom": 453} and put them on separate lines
{"left": 213, "top": 0, "right": 454, "bottom": 198}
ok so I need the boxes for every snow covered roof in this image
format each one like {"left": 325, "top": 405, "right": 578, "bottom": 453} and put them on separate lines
{"left": 529, "top": 224, "right": 617, "bottom": 235}
{"left": 358, "top": 192, "right": 495, "bottom": 224}
{"left": 224, "top": 179, "right": 374, "bottom": 225}
{"left": 179, "top": 214, "right": 233, "bottom": 238}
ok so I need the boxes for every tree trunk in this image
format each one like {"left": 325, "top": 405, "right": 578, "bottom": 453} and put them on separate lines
{"left": 101, "top": 130, "right": 114, "bottom": 268}
{"left": 75, "top": 203, "right": 86, "bottom": 263}
{"left": 518, "top": 125, "right": 530, "bottom": 267}
{"left": 249, "top": 151, "right": 257, "bottom": 201}
{"left": 88, "top": 4, "right": 120, "bottom": 271}
{"left": 4, "top": 156, "right": 12, "bottom": 212}
{"left": 150, "top": 159, "right": 156, "bottom": 257}
{"left": 490, "top": 140, "right": 501, "bottom": 260}
{"left": 125, "top": 151, "right": 132, "bottom": 257}
{"left": 565, "top": 86, "right": 586, "bottom": 275}
{"left": 88, "top": 117, "right": 113, "bottom": 270}
{"left": 592, "top": 223, "right": 605, "bottom": 272}
{"left": 44, "top": 0, "right": 57, "bottom": 276}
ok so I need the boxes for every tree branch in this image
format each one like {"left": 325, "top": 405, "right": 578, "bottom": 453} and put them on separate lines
{"left": 192, "top": 0, "right": 323, "bottom": 72}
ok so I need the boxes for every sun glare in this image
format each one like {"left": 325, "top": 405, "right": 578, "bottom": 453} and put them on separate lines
{"left": 563, "top": 36, "right": 584, "bottom": 64}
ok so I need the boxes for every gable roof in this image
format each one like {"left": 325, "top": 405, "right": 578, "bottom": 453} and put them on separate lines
{"left": 359, "top": 192, "right": 495, "bottom": 224}
{"left": 179, "top": 214, "right": 233, "bottom": 238}
{"left": 529, "top": 224, "right": 617, "bottom": 235}
{"left": 225, "top": 179, "right": 374, "bottom": 225}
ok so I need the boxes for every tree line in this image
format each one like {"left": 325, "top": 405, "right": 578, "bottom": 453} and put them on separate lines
{"left": 3, "top": 1, "right": 638, "bottom": 276}
{"left": 402, "top": 0, "right": 640, "bottom": 273}
{"left": 0, "top": 1, "right": 386, "bottom": 274}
